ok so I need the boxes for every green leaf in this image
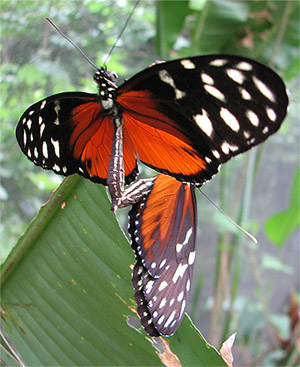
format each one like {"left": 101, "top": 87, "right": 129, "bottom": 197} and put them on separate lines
{"left": 156, "top": 1, "right": 189, "bottom": 57}
{"left": 1, "top": 176, "right": 226, "bottom": 366}
{"left": 191, "top": 0, "right": 250, "bottom": 54}
{"left": 261, "top": 253, "right": 293, "bottom": 274}
{"left": 265, "top": 166, "right": 300, "bottom": 246}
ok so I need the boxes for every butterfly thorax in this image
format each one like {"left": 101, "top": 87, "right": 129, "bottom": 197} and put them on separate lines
{"left": 94, "top": 68, "right": 119, "bottom": 118}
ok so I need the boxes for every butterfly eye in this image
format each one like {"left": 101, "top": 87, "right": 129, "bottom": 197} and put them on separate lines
{"left": 110, "top": 71, "right": 118, "bottom": 82}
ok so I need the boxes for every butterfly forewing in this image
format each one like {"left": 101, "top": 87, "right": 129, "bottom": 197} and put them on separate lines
{"left": 119, "top": 54, "right": 288, "bottom": 183}
{"left": 16, "top": 92, "right": 138, "bottom": 184}
{"left": 129, "top": 174, "right": 197, "bottom": 336}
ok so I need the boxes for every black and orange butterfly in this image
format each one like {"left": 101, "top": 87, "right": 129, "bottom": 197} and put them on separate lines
{"left": 16, "top": 54, "right": 288, "bottom": 211}
{"left": 126, "top": 174, "right": 196, "bottom": 336}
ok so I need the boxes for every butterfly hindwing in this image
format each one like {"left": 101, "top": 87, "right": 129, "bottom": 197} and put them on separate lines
{"left": 129, "top": 175, "right": 197, "bottom": 336}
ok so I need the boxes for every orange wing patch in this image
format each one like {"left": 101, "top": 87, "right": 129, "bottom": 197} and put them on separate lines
{"left": 119, "top": 91, "right": 207, "bottom": 180}
{"left": 140, "top": 176, "right": 186, "bottom": 249}
{"left": 69, "top": 102, "right": 137, "bottom": 182}
{"left": 137, "top": 175, "right": 195, "bottom": 267}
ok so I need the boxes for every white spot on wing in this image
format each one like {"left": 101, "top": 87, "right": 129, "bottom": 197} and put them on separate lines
{"left": 158, "top": 281, "right": 168, "bottom": 292}
{"left": 179, "top": 299, "right": 186, "bottom": 318}
{"left": 204, "top": 85, "right": 226, "bottom": 102}
{"left": 145, "top": 280, "right": 154, "bottom": 294}
{"left": 212, "top": 149, "right": 220, "bottom": 159}
{"left": 229, "top": 144, "right": 239, "bottom": 152}
{"left": 23, "top": 131, "right": 27, "bottom": 146}
{"left": 243, "top": 131, "right": 251, "bottom": 139}
{"left": 176, "top": 243, "right": 183, "bottom": 253}
{"left": 42, "top": 141, "right": 48, "bottom": 159}
{"left": 159, "top": 298, "right": 167, "bottom": 309}
{"left": 188, "top": 251, "right": 196, "bottom": 265}
{"left": 220, "top": 107, "right": 240, "bottom": 132}
{"left": 170, "top": 320, "right": 177, "bottom": 328}
{"left": 226, "top": 68, "right": 245, "bottom": 84}
{"left": 172, "top": 263, "right": 188, "bottom": 283}
{"left": 181, "top": 59, "right": 196, "bottom": 69}
{"left": 262, "top": 126, "right": 269, "bottom": 134}
{"left": 40, "top": 123, "right": 45, "bottom": 138}
{"left": 235, "top": 61, "right": 253, "bottom": 71}
{"left": 210, "top": 59, "right": 227, "bottom": 67}
{"left": 221, "top": 141, "right": 230, "bottom": 154}
{"left": 40, "top": 100, "right": 46, "bottom": 109}
{"left": 186, "top": 279, "right": 191, "bottom": 291}
{"left": 194, "top": 109, "right": 213, "bottom": 137}
{"left": 177, "top": 291, "right": 184, "bottom": 302}
{"left": 157, "top": 315, "right": 165, "bottom": 325}
{"left": 176, "top": 228, "right": 193, "bottom": 253}
{"left": 164, "top": 310, "right": 176, "bottom": 328}
{"left": 201, "top": 73, "right": 214, "bottom": 85}
{"left": 51, "top": 138, "right": 60, "bottom": 158}
{"left": 53, "top": 164, "right": 60, "bottom": 172}
{"left": 26, "top": 119, "right": 32, "bottom": 129}
{"left": 239, "top": 87, "right": 251, "bottom": 100}
{"left": 246, "top": 110, "right": 259, "bottom": 127}
{"left": 266, "top": 106, "right": 276, "bottom": 122}
{"left": 252, "top": 76, "right": 276, "bottom": 102}
{"left": 159, "top": 259, "right": 167, "bottom": 269}
{"left": 158, "top": 70, "right": 186, "bottom": 99}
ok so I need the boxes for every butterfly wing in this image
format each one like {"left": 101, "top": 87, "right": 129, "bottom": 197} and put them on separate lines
{"left": 129, "top": 174, "right": 197, "bottom": 336}
{"left": 16, "top": 92, "right": 138, "bottom": 184}
{"left": 118, "top": 54, "right": 288, "bottom": 184}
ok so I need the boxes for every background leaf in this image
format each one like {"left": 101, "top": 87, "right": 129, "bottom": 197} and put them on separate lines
{"left": 1, "top": 1, "right": 299, "bottom": 366}
{"left": 265, "top": 166, "right": 300, "bottom": 246}
{"left": 156, "top": 1, "right": 189, "bottom": 57}
{"left": 1, "top": 177, "right": 226, "bottom": 366}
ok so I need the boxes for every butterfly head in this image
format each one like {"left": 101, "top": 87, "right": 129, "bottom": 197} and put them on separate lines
{"left": 94, "top": 67, "right": 118, "bottom": 87}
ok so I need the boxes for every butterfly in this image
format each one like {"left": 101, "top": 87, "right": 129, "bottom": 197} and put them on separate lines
{"left": 16, "top": 54, "right": 288, "bottom": 211}
{"left": 126, "top": 174, "right": 196, "bottom": 336}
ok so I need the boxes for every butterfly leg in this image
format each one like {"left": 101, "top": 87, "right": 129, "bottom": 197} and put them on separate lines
{"left": 119, "top": 177, "right": 156, "bottom": 208}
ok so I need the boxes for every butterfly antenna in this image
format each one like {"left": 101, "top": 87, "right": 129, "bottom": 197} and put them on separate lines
{"left": 104, "top": 0, "right": 140, "bottom": 65}
{"left": 199, "top": 188, "right": 257, "bottom": 244}
{"left": 45, "top": 17, "right": 98, "bottom": 71}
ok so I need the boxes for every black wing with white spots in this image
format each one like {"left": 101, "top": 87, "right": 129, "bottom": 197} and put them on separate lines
{"left": 118, "top": 54, "right": 288, "bottom": 181}
{"left": 128, "top": 175, "right": 197, "bottom": 336}
{"left": 16, "top": 92, "right": 99, "bottom": 180}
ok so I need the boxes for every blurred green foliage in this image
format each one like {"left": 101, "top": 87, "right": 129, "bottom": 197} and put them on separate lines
{"left": 1, "top": 0, "right": 299, "bottom": 366}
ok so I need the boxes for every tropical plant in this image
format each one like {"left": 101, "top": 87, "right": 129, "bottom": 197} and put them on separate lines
{"left": 1, "top": 1, "right": 299, "bottom": 366}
